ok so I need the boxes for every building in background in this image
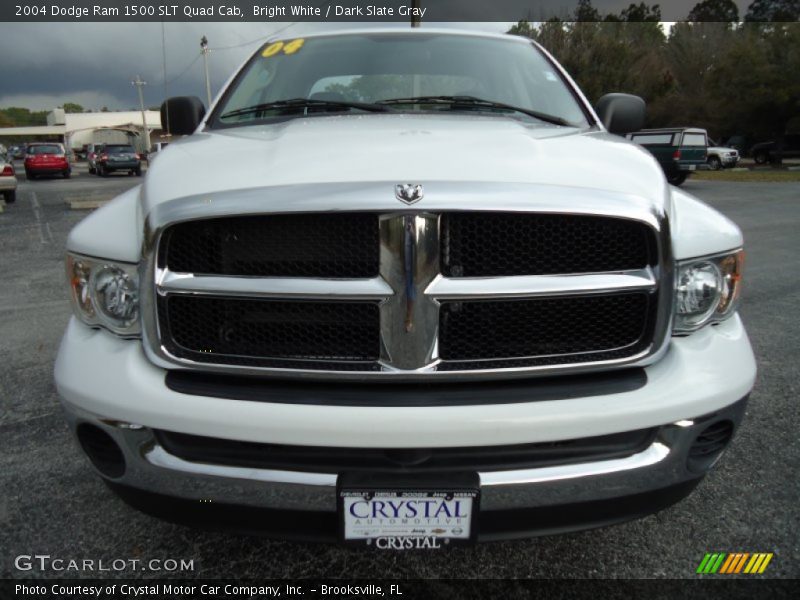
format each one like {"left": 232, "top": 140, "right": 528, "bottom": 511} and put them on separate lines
{"left": 0, "top": 108, "right": 166, "bottom": 155}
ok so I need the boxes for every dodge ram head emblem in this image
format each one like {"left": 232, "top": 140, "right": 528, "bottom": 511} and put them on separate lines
{"left": 395, "top": 184, "right": 424, "bottom": 204}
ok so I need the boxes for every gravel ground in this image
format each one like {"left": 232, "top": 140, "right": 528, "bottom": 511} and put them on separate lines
{"left": 1, "top": 170, "right": 797, "bottom": 579}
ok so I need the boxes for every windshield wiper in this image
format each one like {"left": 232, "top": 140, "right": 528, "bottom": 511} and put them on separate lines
{"left": 220, "top": 98, "right": 392, "bottom": 119}
{"left": 377, "top": 95, "right": 573, "bottom": 127}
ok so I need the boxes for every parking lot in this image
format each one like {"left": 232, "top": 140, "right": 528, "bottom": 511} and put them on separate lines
{"left": 1, "top": 167, "right": 798, "bottom": 579}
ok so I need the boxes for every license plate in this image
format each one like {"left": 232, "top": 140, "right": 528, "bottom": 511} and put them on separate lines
{"left": 340, "top": 489, "right": 478, "bottom": 548}
{"left": 688, "top": 164, "right": 696, "bottom": 170}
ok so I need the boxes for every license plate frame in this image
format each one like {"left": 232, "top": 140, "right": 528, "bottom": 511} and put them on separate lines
{"left": 337, "top": 472, "right": 480, "bottom": 548}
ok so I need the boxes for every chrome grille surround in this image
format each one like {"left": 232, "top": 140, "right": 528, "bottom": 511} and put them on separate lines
{"left": 140, "top": 181, "right": 673, "bottom": 381}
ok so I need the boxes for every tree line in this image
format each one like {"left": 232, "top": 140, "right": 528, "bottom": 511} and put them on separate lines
{"left": 509, "top": 0, "right": 800, "bottom": 147}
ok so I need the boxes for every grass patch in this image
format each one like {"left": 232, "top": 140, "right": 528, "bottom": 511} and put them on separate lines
{"left": 692, "top": 170, "right": 800, "bottom": 182}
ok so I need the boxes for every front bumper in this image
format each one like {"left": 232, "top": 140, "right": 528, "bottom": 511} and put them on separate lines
{"left": 55, "top": 315, "right": 756, "bottom": 540}
{"left": 722, "top": 156, "right": 740, "bottom": 167}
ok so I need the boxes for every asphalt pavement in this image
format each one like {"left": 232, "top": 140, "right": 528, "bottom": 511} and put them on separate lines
{"left": 1, "top": 168, "right": 798, "bottom": 579}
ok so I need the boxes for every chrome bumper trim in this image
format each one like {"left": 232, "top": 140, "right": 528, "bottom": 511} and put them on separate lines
{"left": 145, "top": 445, "right": 338, "bottom": 487}
{"left": 143, "top": 438, "right": 669, "bottom": 490}
{"left": 479, "top": 442, "right": 670, "bottom": 486}
{"left": 61, "top": 397, "right": 748, "bottom": 514}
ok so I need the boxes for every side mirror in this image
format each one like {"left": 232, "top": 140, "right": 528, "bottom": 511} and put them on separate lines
{"left": 595, "top": 93, "right": 646, "bottom": 136}
{"left": 160, "top": 96, "right": 206, "bottom": 136}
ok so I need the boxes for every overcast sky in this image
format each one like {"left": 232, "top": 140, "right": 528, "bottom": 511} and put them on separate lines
{"left": 0, "top": 22, "right": 515, "bottom": 112}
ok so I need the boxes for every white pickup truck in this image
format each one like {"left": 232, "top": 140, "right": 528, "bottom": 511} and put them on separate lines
{"left": 55, "top": 29, "right": 755, "bottom": 546}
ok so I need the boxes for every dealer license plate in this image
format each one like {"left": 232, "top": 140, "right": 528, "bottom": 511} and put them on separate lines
{"left": 340, "top": 489, "right": 478, "bottom": 548}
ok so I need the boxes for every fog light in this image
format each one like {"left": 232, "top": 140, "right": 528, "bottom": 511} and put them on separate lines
{"left": 76, "top": 424, "right": 126, "bottom": 478}
{"left": 687, "top": 420, "right": 733, "bottom": 473}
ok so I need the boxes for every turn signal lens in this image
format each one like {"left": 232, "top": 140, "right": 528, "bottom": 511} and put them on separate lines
{"left": 67, "top": 255, "right": 95, "bottom": 319}
{"left": 717, "top": 251, "right": 744, "bottom": 315}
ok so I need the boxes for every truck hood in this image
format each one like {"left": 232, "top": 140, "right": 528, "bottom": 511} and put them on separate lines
{"left": 708, "top": 146, "right": 738, "bottom": 154}
{"left": 142, "top": 113, "right": 667, "bottom": 213}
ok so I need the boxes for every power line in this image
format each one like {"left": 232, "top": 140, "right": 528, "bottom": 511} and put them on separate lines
{"left": 163, "top": 54, "right": 201, "bottom": 86}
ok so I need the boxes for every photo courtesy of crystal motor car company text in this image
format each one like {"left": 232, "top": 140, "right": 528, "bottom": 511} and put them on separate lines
{"left": 49, "top": 23, "right": 755, "bottom": 550}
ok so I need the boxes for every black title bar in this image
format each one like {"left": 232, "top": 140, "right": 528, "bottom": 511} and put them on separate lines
{"left": 3, "top": 1, "right": 798, "bottom": 23}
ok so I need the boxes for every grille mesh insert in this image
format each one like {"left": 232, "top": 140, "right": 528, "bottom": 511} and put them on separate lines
{"left": 161, "top": 213, "right": 379, "bottom": 278}
{"left": 440, "top": 293, "right": 651, "bottom": 362}
{"left": 160, "top": 296, "right": 380, "bottom": 366}
{"left": 442, "top": 213, "right": 653, "bottom": 277}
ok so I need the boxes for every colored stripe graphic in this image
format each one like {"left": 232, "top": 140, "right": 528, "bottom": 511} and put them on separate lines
{"left": 696, "top": 553, "right": 713, "bottom": 574}
{"left": 720, "top": 554, "right": 736, "bottom": 573}
{"left": 699, "top": 553, "right": 774, "bottom": 574}
{"left": 758, "top": 554, "right": 773, "bottom": 573}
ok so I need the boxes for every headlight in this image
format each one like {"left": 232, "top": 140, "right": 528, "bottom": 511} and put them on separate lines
{"left": 66, "top": 253, "right": 140, "bottom": 336}
{"left": 674, "top": 250, "right": 744, "bottom": 333}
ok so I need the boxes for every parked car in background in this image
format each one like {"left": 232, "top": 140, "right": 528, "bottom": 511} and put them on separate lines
{"left": 627, "top": 127, "right": 708, "bottom": 185}
{"left": 10, "top": 145, "right": 27, "bottom": 160}
{"left": 723, "top": 135, "right": 748, "bottom": 156}
{"left": 96, "top": 144, "right": 142, "bottom": 176}
{"left": 706, "top": 139, "right": 740, "bottom": 170}
{"left": 749, "top": 134, "right": 800, "bottom": 164}
{"left": 1, "top": 154, "right": 17, "bottom": 203}
{"left": 87, "top": 143, "right": 104, "bottom": 174}
{"left": 24, "top": 143, "right": 71, "bottom": 179}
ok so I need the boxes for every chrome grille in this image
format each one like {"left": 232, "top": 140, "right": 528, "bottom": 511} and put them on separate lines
{"left": 159, "top": 296, "right": 380, "bottom": 367}
{"left": 160, "top": 213, "right": 379, "bottom": 277}
{"left": 144, "top": 190, "right": 670, "bottom": 382}
{"left": 439, "top": 293, "right": 652, "bottom": 362}
{"left": 441, "top": 213, "right": 653, "bottom": 276}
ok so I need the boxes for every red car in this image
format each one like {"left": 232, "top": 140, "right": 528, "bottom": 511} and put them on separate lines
{"left": 25, "top": 143, "right": 71, "bottom": 179}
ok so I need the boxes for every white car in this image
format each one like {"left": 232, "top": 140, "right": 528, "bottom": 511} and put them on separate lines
{"left": 55, "top": 29, "right": 755, "bottom": 545}
{"left": 707, "top": 139, "right": 740, "bottom": 170}
{"left": 1, "top": 154, "right": 17, "bottom": 203}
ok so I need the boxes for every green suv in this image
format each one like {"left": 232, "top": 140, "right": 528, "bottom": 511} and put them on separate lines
{"left": 627, "top": 128, "right": 708, "bottom": 185}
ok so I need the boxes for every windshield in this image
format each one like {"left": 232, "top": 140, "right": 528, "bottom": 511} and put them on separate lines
{"left": 212, "top": 33, "right": 589, "bottom": 128}
{"left": 28, "top": 144, "right": 63, "bottom": 155}
{"left": 105, "top": 145, "right": 135, "bottom": 154}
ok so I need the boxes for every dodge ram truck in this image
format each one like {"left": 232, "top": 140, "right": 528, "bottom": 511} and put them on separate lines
{"left": 55, "top": 29, "right": 756, "bottom": 546}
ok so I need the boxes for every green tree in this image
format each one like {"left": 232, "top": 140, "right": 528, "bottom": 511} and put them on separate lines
{"left": 510, "top": 10, "right": 670, "bottom": 106}
{"left": 61, "top": 102, "right": 85, "bottom": 113}
{"left": 687, "top": 0, "right": 740, "bottom": 21}
{"left": 0, "top": 107, "right": 48, "bottom": 126}
{"left": 709, "top": 23, "right": 800, "bottom": 142}
{"left": 647, "top": 22, "right": 736, "bottom": 132}
{"left": 745, "top": 0, "right": 800, "bottom": 21}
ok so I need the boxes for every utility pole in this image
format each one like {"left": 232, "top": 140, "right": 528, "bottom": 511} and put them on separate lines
{"left": 162, "top": 22, "right": 170, "bottom": 137}
{"left": 411, "top": 0, "right": 421, "bottom": 27}
{"left": 201, "top": 35, "right": 212, "bottom": 107}
{"left": 131, "top": 75, "right": 151, "bottom": 152}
